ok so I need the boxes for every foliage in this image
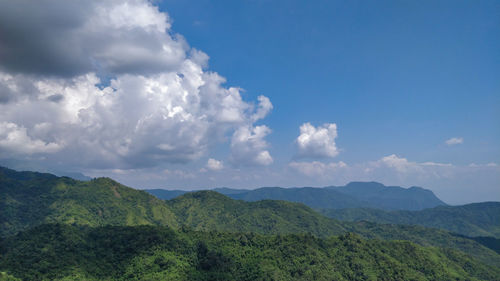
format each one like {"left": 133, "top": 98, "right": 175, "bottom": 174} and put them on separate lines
{"left": 167, "top": 191, "right": 346, "bottom": 236}
{"left": 2, "top": 166, "right": 500, "bottom": 277}
{"left": 320, "top": 202, "right": 500, "bottom": 238}
{"left": 1, "top": 224, "right": 499, "bottom": 281}
{"left": 0, "top": 167, "right": 177, "bottom": 237}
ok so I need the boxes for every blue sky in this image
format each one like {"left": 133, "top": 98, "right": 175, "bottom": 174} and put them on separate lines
{"left": 0, "top": 0, "right": 498, "bottom": 204}
{"left": 160, "top": 0, "right": 499, "bottom": 165}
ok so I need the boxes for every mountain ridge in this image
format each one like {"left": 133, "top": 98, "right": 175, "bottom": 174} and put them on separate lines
{"left": 1, "top": 165, "right": 499, "bottom": 269}
{"left": 146, "top": 181, "right": 447, "bottom": 211}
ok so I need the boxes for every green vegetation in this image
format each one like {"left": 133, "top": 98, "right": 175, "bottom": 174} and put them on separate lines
{"left": 167, "top": 190, "right": 346, "bottom": 236}
{"left": 1, "top": 166, "right": 500, "bottom": 280}
{"left": 320, "top": 202, "right": 500, "bottom": 238}
{"left": 165, "top": 191, "right": 500, "bottom": 267}
{"left": 0, "top": 167, "right": 177, "bottom": 237}
{"left": 1, "top": 224, "right": 499, "bottom": 281}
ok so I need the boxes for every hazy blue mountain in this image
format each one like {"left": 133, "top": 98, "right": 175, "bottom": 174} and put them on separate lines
{"left": 228, "top": 186, "right": 370, "bottom": 209}
{"left": 327, "top": 182, "right": 447, "bottom": 210}
{"left": 146, "top": 181, "right": 447, "bottom": 211}
{"left": 52, "top": 171, "right": 92, "bottom": 181}
{"left": 146, "top": 189, "right": 189, "bottom": 200}
{"left": 212, "top": 187, "right": 250, "bottom": 194}
{"left": 320, "top": 202, "right": 500, "bottom": 238}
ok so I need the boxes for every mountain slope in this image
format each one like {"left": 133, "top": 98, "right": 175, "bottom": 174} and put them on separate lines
{"left": 167, "top": 191, "right": 500, "bottom": 267}
{"left": 1, "top": 224, "right": 499, "bottom": 281}
{"left": 228, "top": 186, "right": 370, "bottom": 209}
{"left": 320, "top": 202, "right": 500, "bottom": 238}
{"left": 2, "top": 166, "right": 498, "bottom": 268}
{"left": 167, "top": 191, "right": 347, "bottom": 237}
{"left": 329, "top": 182, "right": 447, "bottom": 210}
{"left": 0, "top": 166, "right": 177, "bottom": 236}
{"left": 146, "top": 181, "right": 446, "bottom": 211}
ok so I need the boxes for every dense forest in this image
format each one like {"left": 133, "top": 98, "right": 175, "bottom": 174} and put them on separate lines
{"left": 319, "top": 203, "right": 500, "bottom": 238}
{"left": 2, "top": 224, "right": 500, "bottom": 281}
{"left": 1, "top": 166, "right": 500, "bottom": 280}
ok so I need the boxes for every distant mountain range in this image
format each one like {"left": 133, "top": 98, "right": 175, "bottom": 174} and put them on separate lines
{"left": 1, "top": 166, "right": 500, "bottom": 280}
{"left": 147, "top": 181, "right": 447, "bottom": 211}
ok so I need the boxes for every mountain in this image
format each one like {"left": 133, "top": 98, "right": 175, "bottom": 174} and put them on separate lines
{"left": 1, "top": 224, "right": 499, "bottom": 281}
{"left": 167, "top": 190, "right": 347, "bottom": 237}
{"left": 1, "top": 166, "right": 499, "bottom": 268}
{"left": 146, "top": 181, "right": 447, "bottom": 211}
{"left": 320, "top": 202, "right": 500, "bottom": 238}
{"left": 328, "top": 182, "right": 448, "bottom": 210}
{"left": 166, "top": 190, "right": 500, "bottom": 267}
{"left": 51, "top": 171, "right": 92, "bottom": 181}
{"left": 0, "top": 166, "right": 177, "bottom": 237}
{"left": 146, "top": 188, "right": 190, "bottom": 200}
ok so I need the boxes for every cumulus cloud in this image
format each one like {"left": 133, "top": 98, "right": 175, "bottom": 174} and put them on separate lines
{"left": 206, "top": 158, "right": 223, "bottom": 171}
{"left": 0, "top": 122, "right": 62, "bottom": 155}
{"left": 0, "top": 0, "right": 273, "bottom": 169}
{"left": 0, "top": 0, "right": 185, "bottom": 76}
{"left": 230, "top": 125, "right": 273, "bottom": 166}
{"left": 295, "top": 122, "right": 339, "bottom": 158}
{"left": 445, "top": 137, "right": 463, "bottom": 145}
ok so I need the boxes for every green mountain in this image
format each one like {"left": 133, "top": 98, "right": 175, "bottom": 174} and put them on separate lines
{"left": 146, "top": 181, "right": 447, "bottom": 211}
{"left": 1, "top": 166, "right": 499, "bottom": 273}
{"left": 1, "top": 224, "right": 499, "bottom": 281}
{"left": 167, "top": 190, "right": 347, "bottom": 236}
{"left": 165, "top": 190, "right": 500, "bottom": 267}
{"left": 319, "top": 202, "right": 500, "bottom": 238}
{"left": 0, "top": 166, "right": 177, "bottom": 237}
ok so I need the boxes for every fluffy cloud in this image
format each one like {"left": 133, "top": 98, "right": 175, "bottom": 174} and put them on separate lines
{"left": 0, "top": 0, "right": 272, "bottom": 169}
{"left": 445, "top": 137, "right": 463, "bottom": 145}
{"left": 0, "top": 0, "right": 184, "bottom": 76}
{"left": 0, "top": 122, "right": 62, "bottom": 155}
{"left": 296, "top": 123, "right": 339, "bottom": 158}
{"left": 206, "top": 158, "right": 224, "bottom": 171}
{"left": 230, "top": 125, "right": 273, "bottom": 166}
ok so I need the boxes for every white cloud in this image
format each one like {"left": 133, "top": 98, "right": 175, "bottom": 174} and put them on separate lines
{"left": 206, "top": 158, "right": 223, "bottom": 171}
{"left": 0, "top": 0, "right": 273, "bottom": 169}
{"left": 296, "top": 122, "right": 339, "bottom": 158}
{"left": 289, "top": 154, "right": 457, "bottom": 182}
{"left": 445, "top": 137, "right": 463, "bottom": 145}
{"left": 230, "top": 125, "right": 273, "bottom": 166}
{"left": 251, "top": 95, "right": 273, "bottom": 122}
{"left": 0, "top": 122, "right": 62, "bottom": 155}
{"left": 0, "top": 0, "right": 184, "bottom": 76}
{"left": 289, "top": 161, "right": 347, "bottom": 177}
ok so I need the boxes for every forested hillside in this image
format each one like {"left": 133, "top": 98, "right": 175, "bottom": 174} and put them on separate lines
{"left": 320, "top": 202, "right": 500, "bottom": 238}
{"left": 1, "top": 166, "right": 500, "bottom": 280}
{"left": 1, "top": 224, "right": 499, "bottom": 281}
{"left": 0, "top": 167, "right": 177, "bottom": 237}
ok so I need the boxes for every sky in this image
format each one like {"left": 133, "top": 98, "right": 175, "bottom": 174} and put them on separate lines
{"left": 0, "top": 0, "right": 498, "bottom": 204}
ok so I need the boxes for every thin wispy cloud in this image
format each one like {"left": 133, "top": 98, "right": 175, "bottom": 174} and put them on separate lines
{"left": 445, "top": 137, "right": 463, "bottom": 146}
